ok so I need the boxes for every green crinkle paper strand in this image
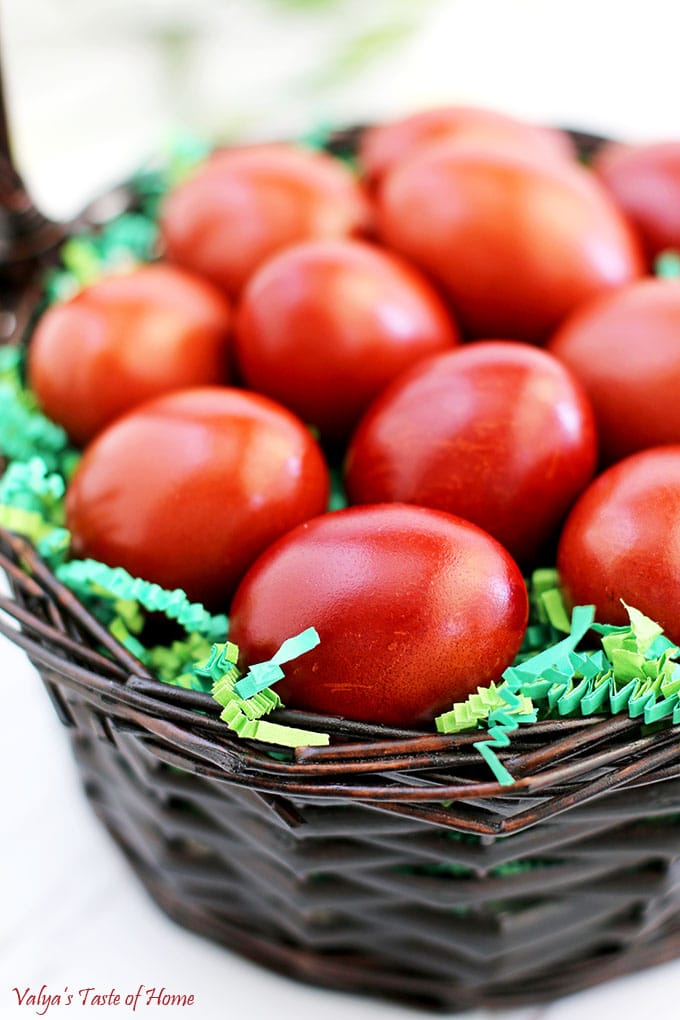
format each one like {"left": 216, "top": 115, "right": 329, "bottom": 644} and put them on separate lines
{"left": 436, "top": 594, "right": 680, "bottom": 786}
{"left": 56, "top": 559, "right": 227, "bottom": 642}
{"left": 200, "top": 633, "right": 329, "bottom": 747}
{"left": 0, "top": 347, "right": 78, "bottom": 475}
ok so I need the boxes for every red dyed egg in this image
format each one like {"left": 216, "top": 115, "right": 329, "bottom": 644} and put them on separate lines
{"left": 235, "top": 239, "right": 459, "bottom": 443}
{"left": 360, "top": 105, "right": 574, "bottom": 184}
{"left": 344, "top": 342, "right": 598, "bottom": 566}
{"left": 558, "top": 447, "right": 680, "bottom": 643}
{"left": 229, "top": 504, "right": 528, "bottom": 727}
{"left": 159, "top": 144, "right": 370, "bottom": 296}
{"left": 28, "top": 263, "right": 232, "bottom": 447}
{"left": 376, "top": 146, "right": 643, "bottom": 341}
{"left": 66, "top": 387, "right": 329, "bottom": 607}
{"left": 594, "top": 141, "right": 680, "bottom": 264}
{"left": 550, "top": 278, "right": 680, "bottom": 464}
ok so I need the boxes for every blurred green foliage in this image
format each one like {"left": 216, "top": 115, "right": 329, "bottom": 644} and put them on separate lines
{"left": 145, "top": 0, "right": 443, "bottom": 140}
{"left": 266, "top": 0, "right": 442, "bottom": 89}
{"left": 312, "top": 19, "right": 420, "bottom": 86}
{"left": 268, "top": 0, "right": 344, "bottom": 8}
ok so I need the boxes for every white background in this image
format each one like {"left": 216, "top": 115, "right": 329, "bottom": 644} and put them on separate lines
{"left": 2, "top": 0, "right": 680, "bottom": 1017}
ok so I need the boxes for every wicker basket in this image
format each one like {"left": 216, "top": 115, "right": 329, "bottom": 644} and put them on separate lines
{"left": 2, "top": 126, "right": 680, "bottom": 1013}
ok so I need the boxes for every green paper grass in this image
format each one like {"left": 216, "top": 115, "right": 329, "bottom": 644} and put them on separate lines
{"left": 206, "top": 634, "right": 329, "bottom": 748}
{"left": 234, "top": 626, "right": 320, "bottom": 698}
{"left": 655, "top": 250, "right": 680, "bottom": 279}
{"left": 0, "top": 458, "right": 66, "bottom": 523}
{"left": 0, "top": 504, "right": 70, "bottom": 562}
{"left": 0, "top": 348, "right": 77, "bottom": 474}
{"left": 435, "top": 684, "right": 536, "bottom": 736}
{"left": 44, "top": 213, "right": 160, "bottom": 301}
{"left": 56, "top": 559, "right": 227, "bottom": 642}
{"left": 147, "top": 632, "right": 215, "bottom": 689}
{"left": 437, "top": 599, "right": 680, "bottom": 786}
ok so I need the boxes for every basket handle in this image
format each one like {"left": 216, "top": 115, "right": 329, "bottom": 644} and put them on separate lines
{"left": 0, "top": 30, "right": 63, "bottom": 282}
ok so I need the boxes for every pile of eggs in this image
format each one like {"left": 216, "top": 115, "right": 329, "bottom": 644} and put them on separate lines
{"left": 26, "top": 106, "right": 680, "bottom": 726}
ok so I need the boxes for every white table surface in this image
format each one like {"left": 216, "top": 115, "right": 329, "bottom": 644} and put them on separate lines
{"left": 2, "top": 0, "right": 680, "bottom": 1015}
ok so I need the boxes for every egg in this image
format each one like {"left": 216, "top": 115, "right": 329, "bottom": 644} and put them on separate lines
{"left": 228, "top": 504, "right": 528, "bottom": 726}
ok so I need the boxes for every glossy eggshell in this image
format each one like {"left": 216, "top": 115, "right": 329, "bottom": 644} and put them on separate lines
{"left": 376, "top": 146, "right": 643, "bottom": 342}
{"left": 360, "top": 105, "right": 575, "bottom": 184}
{"left": 344, "top": 342, "right": 598, "bottom": 566}
{"left": 27, "top": 263, "right": 232, "bottom": 447}
{"left": 557, "top": 447, "right": 680, "bottom": 642}
{"left": 159, "top": 144, "right": 370, "bottom": 296}
{"left": 228, "top": 504, "right": 529, "bottom": 726}
{"left": 549, "top": 279, "right": 680, "bottom": 464}
{"left": 235, "top": 238, "right": 460, "bottom": 443}
{"left": 594, "top": 141, "right": 680, "bottom": 264}
{"left": 65, "top": 387, "right": 329, "bottom": 607}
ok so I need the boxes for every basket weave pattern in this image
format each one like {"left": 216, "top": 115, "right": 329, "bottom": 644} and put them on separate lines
{"left": 2, "top": 528, "right": 680, "bottom": 1010}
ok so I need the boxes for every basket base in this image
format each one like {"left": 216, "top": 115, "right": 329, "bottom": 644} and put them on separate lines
{"left": 93, "top": 803, "right": 680, "bottom": 1013}
{"left": 27, "top": 656, "right": 680, "bottom": 1016}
